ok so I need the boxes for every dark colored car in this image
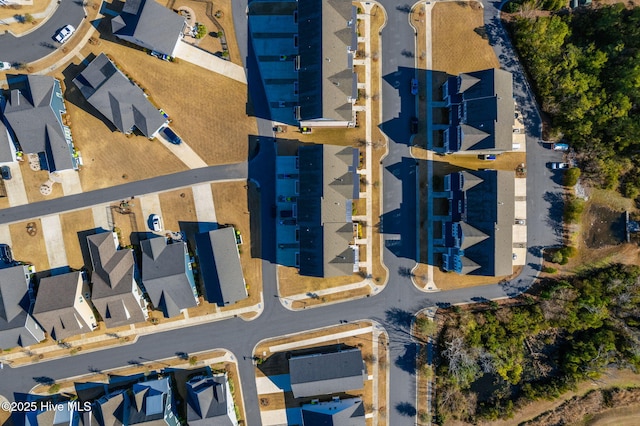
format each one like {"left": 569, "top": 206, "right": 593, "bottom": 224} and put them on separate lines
{"left": 1, "top": 166, "right": 11, "bottom": 180}
{"left": 410, "top": 117, "right": 419, "bottom": 134}
{"left": 162, "top": 127, "right": 182, "bottom": 145}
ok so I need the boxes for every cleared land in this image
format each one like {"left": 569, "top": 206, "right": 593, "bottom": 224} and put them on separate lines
{"left": 9, "top": 219, "right": 50, "bottom": 272}
{"left": 431, "top": 1, "right": 499, "bottom": 75}
{"left": 59, "top": 209, "right": 96, "bottom": 270}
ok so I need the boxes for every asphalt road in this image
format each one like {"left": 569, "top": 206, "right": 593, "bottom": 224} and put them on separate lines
{"left": 0, "top": 1, "right": 86, "bottom": 65}
{"left": 0, "top": 1, "right": 567, "bottom": 425}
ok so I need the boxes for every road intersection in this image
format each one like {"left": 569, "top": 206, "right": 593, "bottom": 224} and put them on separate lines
{"left": 0, "top": 0, "right": 567, "bottom": 425}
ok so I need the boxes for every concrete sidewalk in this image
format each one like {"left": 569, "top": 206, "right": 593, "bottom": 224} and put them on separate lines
{"left": 173, "top": 40, "right": 247, "bottom": 84}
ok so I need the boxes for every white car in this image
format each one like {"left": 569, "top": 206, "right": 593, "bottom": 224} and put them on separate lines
{"left": 0, "top": 62, "right": 11, "bottom": 71}
{"left": 55, "top": 25, "right": 75, "bottom": 44}
{"left": 150, "top": 214, "right": 162, "bottom": 232}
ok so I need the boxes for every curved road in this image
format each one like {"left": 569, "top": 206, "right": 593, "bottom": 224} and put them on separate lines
{"left": 0, "top": 1, "right": 565, "bottom": 425}
{"left": 0, "top": 1, "right": 86, "bottom": 64}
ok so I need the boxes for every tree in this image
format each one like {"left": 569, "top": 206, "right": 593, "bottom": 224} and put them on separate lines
{"left": 564, "top": 167, "right": 581, "bottom": 187}
{"left": 195, "top": 24, "right": 207, "bottom": 39}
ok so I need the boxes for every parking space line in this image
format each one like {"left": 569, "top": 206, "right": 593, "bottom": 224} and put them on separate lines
{"left": 41, "top": 215, "right": 68, "bottom": 269}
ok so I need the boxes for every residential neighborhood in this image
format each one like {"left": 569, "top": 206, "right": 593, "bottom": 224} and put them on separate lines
{"left": 0, "top": 0, "right": 639, "bottom": 425}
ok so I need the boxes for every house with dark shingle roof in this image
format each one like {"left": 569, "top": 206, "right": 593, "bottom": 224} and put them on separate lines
{"left": 1, "top": 75, "right": 79, "bottom": 172}
{"left": 87, "top": 231, "right": 148, "bottom": 328}
{"left": 276, "top": 144, "right": 360, "bottom": 277}
{"left": 141, "top": 237, "right": 198, "bottom": 318}
{"left": 289, "top": 349, "right": 366, "bottom": 398}
{"left": 128, "top": 377, "right": 179, "bottom": 426}
{"left": 0, "top": 118, "right": 17, "bottom": 165}
{"left": 0, "top": 264, "right": 45, "bottom": 349}
{"left": 195, "top": 227, "right": 247, "bottom": 307}
{"left": 87, "top": 389, "right": 128, "bottom": 426}
{"left": 438, "top": 170, "right": 515, "bottom": 276}
{"left": 73, "top": 53, "right": 167, "bottom": 138}
{"left": 111, "top": 0, "right": 186, "bottom": 57}
{"left": 186, "top": 373, "right": 239, "bottom": 426}
{"left": 247, "top": 0, "right": 357, "bottom": 126}
{"left": 32, "top": 271, "right": 97, "bottom": 341}
{"left": 13, "top": 399, "right": 81, "bottom": 426}
{"left": 301, "top": 397, "right": 365, "bottom": 426}
{"left": 441, "top": 68, "right": 514, "bottom": 154}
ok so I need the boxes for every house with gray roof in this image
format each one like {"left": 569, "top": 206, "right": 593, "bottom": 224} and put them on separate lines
{"left": 32, "top": 271, "right": 97, "bottom": 341}
{"left": 73, "top": 53, "right": 167, "bottom": 138}
{"left": 301, "top": 397, "right": 365, "bottom": 426}
{"left": 437, "top": 170, "right": 515, "bottom": 276}
{"left": 195, "top": 227, "right": 247, "bottom": 307}
{"left": 441, "top": 68, "right": 514, "bottom": 154}
{"left": 1, "top": 75, "right": 79, "bottom": 171}
{"left": 87, "top": 389, "right": 128, "bottom": 426}
{"left": 289, "top": 348, "right": 366, "bottom": 398}
{"left": 128, "top": 377, "right": 179, "bottom": 426}
{"left": 276, "top": 144, "right": 360, "bottom": 277}
{"left": 141, "top": 237, "right": 198, "bottom": 318}
{"left": 13, "top": 399, "right": 80, "bottom": 426}
{"left": 247, "top": 0, "right": 357, "bottom": 126}
{"left": 111, "top": 0, "right": 186, "bottom": 57}
{"left": 186, "top": 373, "right": 239, "bottom": 426}
{"left": 87, "top": 232, "right": 148, "bottom": 328}
{"left": 0, "top": 264, "right": 45, "bottom": 349}
{"left": 0, "top": 119, "right": 17, "bottom": 165}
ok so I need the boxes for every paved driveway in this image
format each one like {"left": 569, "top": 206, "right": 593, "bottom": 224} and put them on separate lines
{"left": 0, "top": 1, "right": 85, "bottom": 64}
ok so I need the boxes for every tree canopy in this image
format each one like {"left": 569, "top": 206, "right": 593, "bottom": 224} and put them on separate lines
{"left": 512, "top": 6, "right": 640, "bottom": 193}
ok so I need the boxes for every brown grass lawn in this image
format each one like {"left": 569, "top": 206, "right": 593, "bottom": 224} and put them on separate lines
{"left": 291, "top": 285, "right": 371, "bottom": 309}
{"left": 211, "top": 181, "right": 262, "bottom": 312}
{"left": 9, "top": 219, "right": 50, "bottom": 272}
{"left": 370, "top": 5, "right": 388, "bottom": 287}
{"left": 377, "top": 332, "right": 388, "bottom": 426}
{"left": 0, "top": 0, "right": 53, "bottom": 35}
{"left": 158, "top": 188, "right": 198, "bottom": 236}
{"left": 419, "top": 264, "right": 522, "bottom": 290}
{"left": 432, "top": 1, "right": 499, "bottom": 75}
{"left": 433, "top": 151, "right": 527, "bottom": 172}
{"left": 19, "top": 160, "right": 63, "bottom": 203}
{"left": 278, "top": 265, "right": 361, "bottom": 298}
{"left": 60, "top": 209, "right": 96, "bottom": 270}
{"left": 295, "top": 112, "right": 366, "bottom": 146}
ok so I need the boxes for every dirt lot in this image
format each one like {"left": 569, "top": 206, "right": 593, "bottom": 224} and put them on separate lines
{"left": 583, "top": 204, "right": 626, "bottom": 248}
{"left": 9, "top": 219, "right": 50, "bottom": 272}
{"left": 111, "top": 199, "right": 147, "bottom": 247}
{"left": 59, "top": 209, "right": 96, "bottom": 269}
{"left": 431, "top": 1, "right": 499, "bottom": 75}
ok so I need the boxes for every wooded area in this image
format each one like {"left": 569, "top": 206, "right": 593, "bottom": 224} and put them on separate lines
{"left": 511, "top": 5, "right": 640, "bottom": 196}
{"left": 434, "top": 264, "right": 640, "bottom": 423}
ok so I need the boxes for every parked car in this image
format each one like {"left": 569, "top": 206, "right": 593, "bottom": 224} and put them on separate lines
{"left": 0, "top": 244, "right": 13, "bottom": 264}
{"left": 150, "top": 51, "right": 170, "bottom": 61}
{"left": 0, "top": 62, "right": 11, "bottom": 71}
{"left": 410, "top": 78, "right": 418, "bottom": 95}
{"left": 162, "top": 127, "right": 182, "bottom": 145}
{"left": 150, "top": 214, "right": 162, "bottom": 232}
{"left": 478, "top": 154, "right": 496, "bottom": 160}
{"left": 550, "top": 162, "right": 569, "bottom": 170}
{"left": 515, "top": 219, "right": 526, "bottom": 225}
{"left": 0, "top": 166, "right": 11, "bottom": 180}
{"left": 410, "top": 117, "right": 419, "bottom": 134}
{"left": 55, "top": 25, "right": 75, "bottom": 43}
{"left": 553, "top": 143, "right": 569, "bottom": 151}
